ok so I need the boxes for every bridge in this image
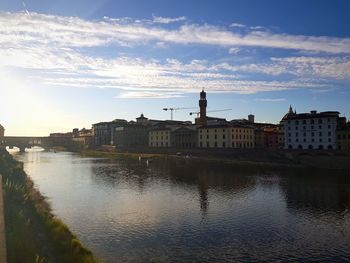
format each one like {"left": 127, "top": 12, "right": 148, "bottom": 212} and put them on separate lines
{"left": 0, "top": 136, "right": 74, "bottom": 152}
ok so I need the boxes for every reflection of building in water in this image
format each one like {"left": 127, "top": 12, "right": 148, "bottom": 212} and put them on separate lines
{"left": 0, "top": 124, "right": 4, "bottom": 138}
{"left": 281, "top": 175, "right": 350, "bottom": 214}
{"left": 150, "top": 159, "right": 256, "bottom": 215}
{"left": 198, "top": 181, "right": 209, "bottom": 216}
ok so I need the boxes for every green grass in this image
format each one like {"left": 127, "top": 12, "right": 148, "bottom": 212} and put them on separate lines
{"left": 0, "top": 149, "right": 99, "bottom": 263}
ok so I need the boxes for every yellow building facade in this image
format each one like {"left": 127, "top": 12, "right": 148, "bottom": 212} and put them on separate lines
{"left": 149, "top": 128, "right": 171, "bottom": 147}
{"left": 198, "top": 125, "right": 254, "bottom": 149}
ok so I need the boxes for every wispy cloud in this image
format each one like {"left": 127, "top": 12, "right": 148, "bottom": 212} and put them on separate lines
{"left": 230, "top": 23, "right": 246, "bottom": 28}
{"left": 254, "top": 98, "right": 286, "bottom": 102}
{"left": 2, "top": 12, "right": 350, "bottom": 53}
{"left": 152, "top": 15, "right": 186, "bottom": 24}
{"left": 0, "top": 11, "right": 348, "bottom": 98}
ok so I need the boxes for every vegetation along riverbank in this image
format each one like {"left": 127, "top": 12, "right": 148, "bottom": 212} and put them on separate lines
{"left": 0, "top": 149, "right": 98, "bottom": 263}
{"left": 82, "top": 148, "right": 350, "bottom": 170}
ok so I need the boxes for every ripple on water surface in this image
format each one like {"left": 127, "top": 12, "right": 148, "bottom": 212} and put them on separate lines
{"left": 12, "top": 151, "right": 350, "bottom": 262}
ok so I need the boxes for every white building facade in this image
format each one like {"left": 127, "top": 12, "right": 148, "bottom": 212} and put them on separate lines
{"left": 281, "top": 107, "right": 339, "bottom": 150}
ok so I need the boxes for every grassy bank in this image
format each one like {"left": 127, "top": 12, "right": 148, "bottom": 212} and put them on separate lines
{"left": 82, "top": 150, "right": 164, "bottom": 160}
{"left": 82, "top": 149, "right": 350, "bottom": 170}
{"left": 0, "top": 150, "right": 99, "bottom": 263}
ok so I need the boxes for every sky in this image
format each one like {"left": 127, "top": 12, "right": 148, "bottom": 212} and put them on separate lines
{"left": 0, "top": 0, "right": 349, "bottom": 136}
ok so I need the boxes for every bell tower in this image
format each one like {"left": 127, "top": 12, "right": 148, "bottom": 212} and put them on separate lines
{"left": 197, "top": 89, "right": 207, "bottom": 125}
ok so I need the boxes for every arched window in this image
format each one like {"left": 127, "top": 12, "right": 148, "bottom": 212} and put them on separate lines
{"left": 327, "top": 145, "right": 333, "bottom": 150}
{"left": 288, "top": 145, "right": 293, "bottom": 149}
{"left": 308, "top": 145, "right": 313, "bottom": 150}
{"left": 298, "top": 145, "right": 303, "bottom": 150}
{"left": 318, "top": 145, "right": 324, "bottom": 150}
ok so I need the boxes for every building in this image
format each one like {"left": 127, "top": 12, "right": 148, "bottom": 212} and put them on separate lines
{"left": 114, "top": 123, "right": 149, "bottom": 149}
{"left": 92, "top": 119, "right": 127, "bottom": 146}
{"left": 198, "top": 124, "right": 255, "bottom": 149}
{"left": 195, "top": 89, "right": 207, "bottom": 126}
{"left": 72, "top": 128, "right": 93, "bottom": 149}
{"left": 336, "top": 118, "right": 350, "bottom": 151}
{"left": 149, "top": 126, "right": 172, "bottom": 147}
{"left": 172, "top": 126, "right": 198, "bottom": 148}
{"left": 280, "top": 106, "right": 339, "bottom": 150}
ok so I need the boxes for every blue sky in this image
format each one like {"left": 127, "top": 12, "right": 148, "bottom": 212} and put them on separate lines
{"left": 0, "top": 0, "right": 349, "bottom": 135}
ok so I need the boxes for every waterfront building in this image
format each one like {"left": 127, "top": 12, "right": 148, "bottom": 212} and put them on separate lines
{"left": 336, "top": 118, "right": 350, "bottom": 151}
{"left": 172, "top": 126, "right": 198, "bottom": 148}
{"left": 72, "top": 128, "right": 93, "bottom": 149}
{"left": 92, "top": 119, "right": 127, "bottom": 146}
{"left": 198, "top": 124, "right": 255, "bottom": 148}
{"left": 149, "top": 126, "right": 172, "bottom": 147}
{"left": 280, "top": 106, "right": 339, "bottom": 150}
{"left": 114, "top": 123, "right": 149, "bottom": 149}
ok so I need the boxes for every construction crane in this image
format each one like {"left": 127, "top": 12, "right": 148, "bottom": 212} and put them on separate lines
{"left": 189, "top": 109, "right": 232, "bottom": 117}
{"left": 163, "top": 107, "right": 197, "bottom": 120}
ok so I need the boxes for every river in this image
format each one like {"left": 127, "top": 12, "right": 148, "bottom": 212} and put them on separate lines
{"left": 11, "top": 149, "right": 350, "bottom": 262}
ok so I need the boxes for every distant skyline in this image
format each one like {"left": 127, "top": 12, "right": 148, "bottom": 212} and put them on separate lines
{"left": 1, "top": 0, "right": 349, "bottom": 136}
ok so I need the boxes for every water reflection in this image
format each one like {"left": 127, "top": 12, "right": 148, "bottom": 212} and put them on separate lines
{"left": 13, "top": 151, "right": 350, "bottom": 262}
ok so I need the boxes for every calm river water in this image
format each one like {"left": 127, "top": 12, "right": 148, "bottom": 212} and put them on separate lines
{"left": 12, "top": 150, "right": 350, "bottom": 262}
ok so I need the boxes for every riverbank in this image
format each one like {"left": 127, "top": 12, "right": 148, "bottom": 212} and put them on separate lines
{"left": 82, "top": 148, "right": 350, "bottom": 170}
{"left": 0, "top": 149, "right": 99, "bottom": 263}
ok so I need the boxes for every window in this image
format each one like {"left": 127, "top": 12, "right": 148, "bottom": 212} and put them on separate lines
{"left": 319, "top": 132, "right": 322, "bottom": 136}
{"left": 214, "top": 134, "right": 217, "bottom": 139}
{"left": 328, "top": 138, "right": 331, "bottom": 142}
{"left": 296, "top": 132, "right": 299, "bottom": 137}
{"left": 200, "top": 135, "right": 202, "bottom": 139}
{"left": 311, "top": 132, "right": 314, "bottom": 137}
{"left": 328, "top": 125, "right": 331, "bottom": 129}
{"left": 328, "top": 132, "right": 331, "bottom": 136}
{"left": 207, "top": 142, "right": 209, "bottom": 147}
{"left": 311, "top": 126, "right": 314, "bottom": 130}
{"left": 311, "top": 119, "right": 315, "bottom": 124}
{"left": 296, "top": 126, "right": 299, "bottom": 130}
{"left": 288, "top": 133, "right": 291, "bottom": 137}
{"left": 223, "top": 134, "right": 226, "bottom": 139}
{"left": 312, "top": 138, "right": 315, "bottom": 142}
{"left": 223, "top": 142, "right": 226, "bottom": 147}
{"left": 319, "top": 138, "right": 323, "bottom": 142}
{"left": 207, "top": 135, "right": 209, "bottom": 139}
{"left": 200, "top": 142, "right": 203, "bottom": 147}
{"left": 303, "top": 120, "right": 306, "bottom": 124}
{"left": 303, "top": 138, "right": 306, "bottom": 142}
{"left": 303, "top": 132, "right": 306, "bottom": 137}
{"left": 214, "top": 142, "right": 218, "bottom": 147}
{"left": 318, "top": 119, "right": 323, "bottom": 124}
{"left": 296, "top": 120, "right": 299, "bottom": 125}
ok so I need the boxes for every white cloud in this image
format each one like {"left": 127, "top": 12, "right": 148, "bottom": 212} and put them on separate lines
{"left": 1, "top": 12, "right": 350, "bottom": 53}
{"left": 230, "top": 23, "right": 246, "bottom": 28}
{"left": 254, "top": 98, "right": 286, "bottom": 102}
{"left": 0, "top": 11, "right": 348, "bottom": 99}
{"left": 228, "top": 47, "right": 240, "bottom": 54}
{"left": 152, "top": 15, "right": 186, "bottom": 24}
